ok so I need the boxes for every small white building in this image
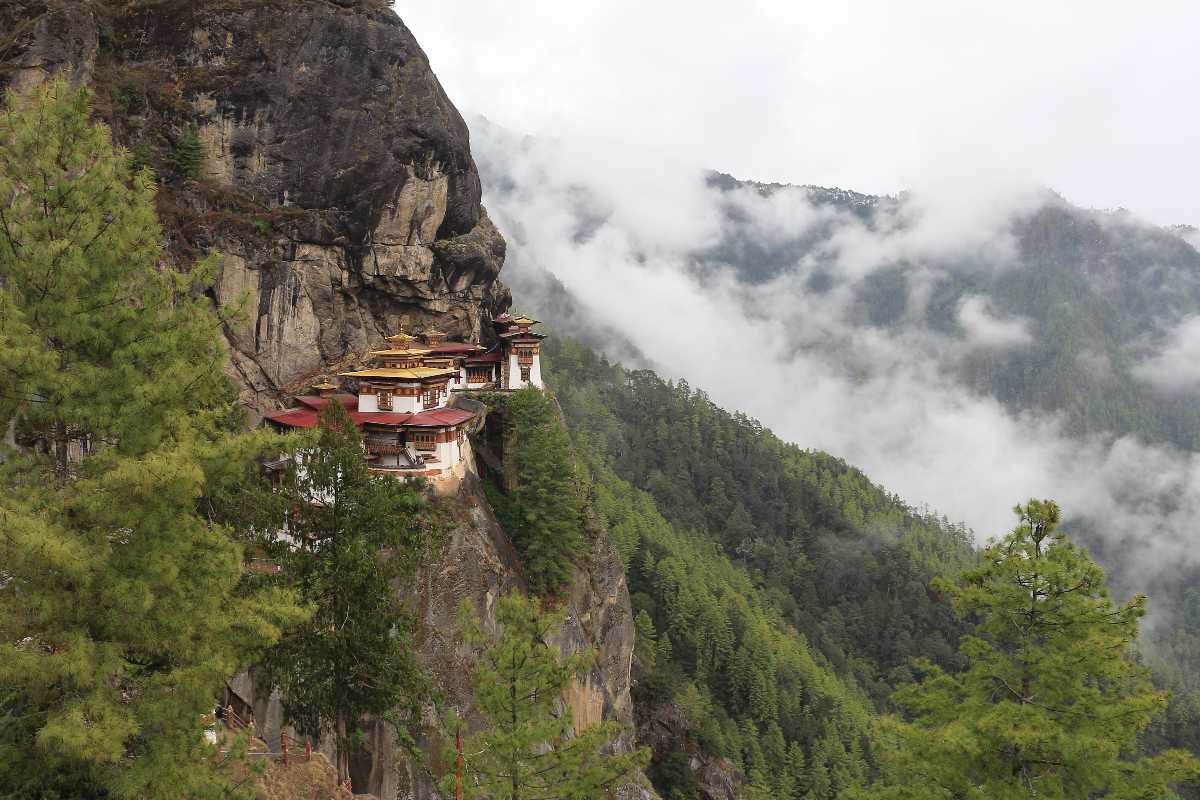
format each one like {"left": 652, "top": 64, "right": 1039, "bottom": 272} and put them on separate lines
{"left": 493, "top": 314, "right": 545, "bottom": 390}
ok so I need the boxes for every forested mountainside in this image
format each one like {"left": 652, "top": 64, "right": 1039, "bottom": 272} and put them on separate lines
{"left": 703, "top": 173, "right": 1200, "bottom": 695}
{"left": 535, "top": 336, "right": 975, "bottom": 798}
{"left": 533, "top": 334, "right": 1200, "bottom": 800}
{"left": 704, "top": 172, "right": 1200, "bottom": 450}
{"left": 475, "top": 118, "right": 1200, "bottom": 707}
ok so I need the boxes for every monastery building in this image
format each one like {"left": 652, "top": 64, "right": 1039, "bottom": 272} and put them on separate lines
{"left": 264, "top": 315, "right": 545, "bottom": 479}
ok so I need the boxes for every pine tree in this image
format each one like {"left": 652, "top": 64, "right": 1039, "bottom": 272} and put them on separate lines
{"left": 447, "top": 593, "right": 648, "bottom": 800}
{"left": 259, "top": 401, "right": 429, "bottom": 786}
{"left": 172, "top": 125, "right": 204, "bottom": 181}
{"left": 786, "top": 740, "right": 808, "bottom": 799}
{"left": 503, "top": 388, "right": 587, "bottom": 595}
{"left": 0, "top": 82, "right": 232, "bottom": 472}
{"left": 0, "top": 81, "right": 302, "bottom": 798}
{"left": 858, "top": 500, "right": 1200, "bottom": 799}
{"left": 634, "top": 608, "right": 659, "bottom": 672}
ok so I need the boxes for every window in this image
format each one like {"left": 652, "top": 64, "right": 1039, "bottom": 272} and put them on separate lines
{"left": 422, "top": 389, "right": 437, "bottom": 408}
{"left": 378, "top": 390, "right": 392, "bottom": 410}
{"left": 412, "top": 431, "right": 436, "bottom": 452}
{"left": 520, "top": 364, "right": 531, "bottom": 382}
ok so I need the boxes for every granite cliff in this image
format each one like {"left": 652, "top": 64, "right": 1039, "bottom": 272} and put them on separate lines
{"left": 1, "top": 0, "right": 510, "bottom": 417}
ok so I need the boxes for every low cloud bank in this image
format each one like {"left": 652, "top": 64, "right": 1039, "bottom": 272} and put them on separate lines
{"left": 473, "top": 119, "right": 1200, "bottom": 610}
{"left": 1133, "top": 316, "right": 1200, "bottom": 393}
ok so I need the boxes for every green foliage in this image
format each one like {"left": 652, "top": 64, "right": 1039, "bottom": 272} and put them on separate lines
{"left": 172, "top": 126, "right": 204, "bottom": 181}
{"left": 494, "top": 387, "right": 588, "bottom": 595}
{"left": 857, "top": 500, "right": 1200, "bottom": 799}
{"left": 544, "top": 336, "right": 971, "bottom": 703}
{"left": 0, "top": 81, "right": 302, "bottom": 799}
{"left": 129, "top": 140, "right": 157, "bottom": 175}
{"left": 591, "top": 454, "right": 871, "bottom": 798}
{"left": 533, "top": 335, "right": 983, "bottom": 798}
{"left": 0, "top": 81, "right": 231, "bottom": 468}
{"left": 446, "top": 593, "right": 648, "bottom": 800}
{"left": 257, "top": 402, "right": 430, "bottom": 786}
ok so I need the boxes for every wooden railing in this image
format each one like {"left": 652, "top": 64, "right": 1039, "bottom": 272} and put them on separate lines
{"left": 214, "top": 704, "right": 315, "bottom": 771}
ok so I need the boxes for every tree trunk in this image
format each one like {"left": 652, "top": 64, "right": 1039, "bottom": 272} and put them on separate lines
{"left": 54, "top": 419, "right": 69, "bottom": 478}
{"left": 336, "top": 713, "right": 349, "bottom": 787}
{"left": 511, "top": 655, "right": 520, "bottom": 800}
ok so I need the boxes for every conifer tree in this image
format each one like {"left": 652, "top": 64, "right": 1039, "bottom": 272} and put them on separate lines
{"left": 0, "top": 81, "right": 231, "bottom": 471}
{"left": 858, "top": 500, "right": 1200, "bottom": 799}
{"left": 259, "top": 401, "right": 428, "bottom": 787}
{"left": 172, "top": 126, "right": 204, "bottom": 181}
{"left": 447, "top": 593, "right": 649, "bottom": 800}
{"left": 0, "top": 81, "right": 302, "bottom": 798}
{"left": 503, "top": 388, "right": 587, "bottom": 595}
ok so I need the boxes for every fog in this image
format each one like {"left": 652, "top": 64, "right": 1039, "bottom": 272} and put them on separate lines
{"left": 400, "top": 0, "right": 1200, "bottom": 226}
{"left": 1134, "top": 316, "right": 1200, "bottom": 394}
{"left": 396, "top": 1, "right": 1200, "bottom": 606}
{"left": 469, "top": 121, "right": 1200, "bottom": 607}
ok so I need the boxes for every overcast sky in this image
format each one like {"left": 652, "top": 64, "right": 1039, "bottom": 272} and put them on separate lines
{"left": 399, "top": 0, "right": 1198, "bottom": 226}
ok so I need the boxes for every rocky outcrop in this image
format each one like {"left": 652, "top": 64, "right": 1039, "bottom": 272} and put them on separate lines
{"left": 0, "top": 0, "right": 510, "bottom": 417}
{"left": 233, "top": 471, "right": 648, "bottom": 799}
{"left": 638, "top": 705, "right": 744, "bottom": 800}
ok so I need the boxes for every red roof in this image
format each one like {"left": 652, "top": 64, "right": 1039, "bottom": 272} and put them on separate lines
{"left": 405, "top": 408, "right": 476, "bottom": 427}
{"left": 466, "top": 351, "right": 502, "bottom": 363}
{"left": 293, "top": 394, "right": 358, "bottom": 411}
{"left": 265, "top": 409, "right": 320, "bottom": 429}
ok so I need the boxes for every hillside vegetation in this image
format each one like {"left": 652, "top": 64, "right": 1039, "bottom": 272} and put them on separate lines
{"left": 517, "top": 336, "right": 977, "bottom": 798}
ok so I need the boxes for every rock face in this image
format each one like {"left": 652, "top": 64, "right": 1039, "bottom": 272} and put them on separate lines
{"left": 638, "top": 704, "right": 744, "bottom": 800}
{"left": 1, "top": 0, "right": 510, "bottom": 416}
{"left": 233, "top": 472, "right": 647, "bottom": 800}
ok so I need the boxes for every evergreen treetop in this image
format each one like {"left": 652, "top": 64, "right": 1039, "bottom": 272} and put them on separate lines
{"left": 858, "top": 500, "right": 1200, "bottom": 799}
{"left": 0, "top": 80, "right": 230, "bottom": 473}
{"left": 447, "top": 593, "right": 648, "bottom": 800}
{"left": 258, "top": 401, "right": 430, "bottom": 787}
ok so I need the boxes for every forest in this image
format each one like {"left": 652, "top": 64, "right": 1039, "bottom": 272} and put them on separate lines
{"left": 536, "top": 334, "right": 1200, "bottom": 800}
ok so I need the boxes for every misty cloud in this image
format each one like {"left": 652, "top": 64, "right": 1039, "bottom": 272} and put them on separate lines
{"left": 470, "top": 118, "right": 1200, "bottom": 615}
{"left": 402, "top": 0, "right": 1200, "bottom": 226}
{"left": 957, "top": 296, "right": 1034, "bottom": 349}
{"left": 1133, "top": 316, "right": 1200, "bottom": 393}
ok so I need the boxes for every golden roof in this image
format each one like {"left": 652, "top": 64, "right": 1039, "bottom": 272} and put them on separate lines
{"left": 340, "top": 367, "right": 456, "bottom": 380}
{"left": 510, "top": 315, "right": 538, "bottom": 325}
{"left": 368, "top": 348, "right": 432, "bottom": 357}
{"left": 386, "top": 330, "right": 418, "bottom": 343}
{"left": 311, "top": 379, "right": 339, "bottom": 390}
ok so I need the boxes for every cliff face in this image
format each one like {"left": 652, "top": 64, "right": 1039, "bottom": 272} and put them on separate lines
{"left": 1, "top": 0, "right": 510, "bottom": 416}
{"left": 234, "top": 471, "right": 652, "bottom": 800}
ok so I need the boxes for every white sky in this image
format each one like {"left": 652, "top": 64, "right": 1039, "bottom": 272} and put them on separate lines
{"left": 398, "top": 0, "right": 1199, "bottom": 226}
